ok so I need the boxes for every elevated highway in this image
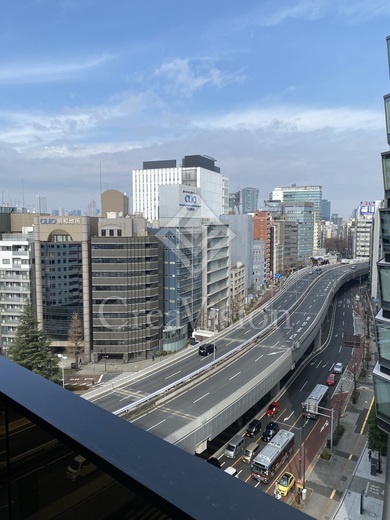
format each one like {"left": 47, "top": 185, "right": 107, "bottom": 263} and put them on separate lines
{"left": 85, "top": 263, "right": 368, "bottom": 454}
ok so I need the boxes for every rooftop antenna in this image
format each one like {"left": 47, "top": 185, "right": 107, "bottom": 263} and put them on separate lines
{"left": 22, "top": 178, "right": 24, "bottom": 208}
{"left": 99, "top": 163, "right": 102, "bottom": 195}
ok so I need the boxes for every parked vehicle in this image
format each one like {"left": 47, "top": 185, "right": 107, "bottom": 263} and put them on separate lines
{"left": 66, "top": 456, "right": 97, "bottom": 482}
{"left": 334, "top": 362, "right": 344, "bottom": 374}
{"left": 224, "top": 466, "right": 239, "bottom": 478}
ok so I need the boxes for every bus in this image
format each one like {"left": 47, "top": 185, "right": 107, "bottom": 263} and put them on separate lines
{"left": 250, "top": 430, "right": 295, "bottom": 483}
{"left": 302, "top": 383, "right": 329, "bottom": 419}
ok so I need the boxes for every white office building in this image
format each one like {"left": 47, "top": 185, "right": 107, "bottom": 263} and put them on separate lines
{"left": 132, "top": 155, "right": 229, "bottom": 222}
{"left": 0, "top": 232, "right": 33, "bottom": 355}
{"left": 353, "top": 201, "right": 382, "bottom": 260}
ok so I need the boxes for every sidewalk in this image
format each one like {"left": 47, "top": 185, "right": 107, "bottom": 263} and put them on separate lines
{"left": 297, "top": 372, "right": 385, "bottom": 520}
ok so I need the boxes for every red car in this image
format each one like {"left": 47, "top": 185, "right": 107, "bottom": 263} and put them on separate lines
{"left": 327, "top": 373, "right": 336, "bottom": 386}
{"left": 266, "top": 401, "right": 280, "bottom": 417}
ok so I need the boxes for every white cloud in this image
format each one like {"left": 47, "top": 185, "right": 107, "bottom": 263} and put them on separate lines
{"left": 195, "top": 105, "right": 384, "bottom": 133}
{"left": 154, "top": 58, "right": 246, "bottom": 97}
{"left": 0, "top": 53, "right": 112, "bottom": 84}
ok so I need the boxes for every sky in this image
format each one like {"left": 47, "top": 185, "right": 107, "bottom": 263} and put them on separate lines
{"left": 1, "top": 0, "right": 390, "bottom": 218}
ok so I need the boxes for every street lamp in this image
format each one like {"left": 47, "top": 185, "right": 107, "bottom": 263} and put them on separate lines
{"left": 57, "top": 354, "right": 67, "bottom": 388}
{"left": 210, "top": 307, "right": 219, "bottom": 362}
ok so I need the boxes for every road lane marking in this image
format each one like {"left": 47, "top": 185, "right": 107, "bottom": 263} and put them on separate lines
{"left": 193, "top": 392, "right": 210, "bottom": 403}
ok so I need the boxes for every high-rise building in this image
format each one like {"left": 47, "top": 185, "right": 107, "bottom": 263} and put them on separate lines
{"left": 373, "top": 35, "right": 390, "bottom": 434}
{"left": 153, "top": 184, "right": 203, "bottom": 351}
{"left": 0, "top": 231, "right": 33, "bottom": 355}
{"left": 132, "top": 155, "right": 229, "bottom": 222}
{"left": 272, "top": 219, "right": 299, "bottom": 274}
{"left": 283, "top": 201, "right": 315, "bottom": 264}
{"left": 353, "top": 201, "right": 381, "bottom": 260}
{"left": 270, "top": 185, "right": 322, "bottom": 250}
{"left": 220, "top": 214, "right": 254, "bottom": 291}
{"left": 201, "top": 221, "right": 230, "bottom": 328}
{"left": 91, "top": 215, "right": 163, "bottom": 361}
{"left": 32, "top": 215, "right": 96, "bottom": 359}
{"left": 241, "top": 187, "right": 259, "bottom": 214}
{"left": 35, "top": 195, "right": 47, "bottom": 214}
{"left": 252, "top": 211, "right": 271, "bottom": 283}
{"left": 322, "top": 199, "right": 331, "bottom": 221}
{"left": 252, "top": 239, "right": 265, "bottom": 292}
{"left": 86, "top": 199, "right": 99, "bottom": 217}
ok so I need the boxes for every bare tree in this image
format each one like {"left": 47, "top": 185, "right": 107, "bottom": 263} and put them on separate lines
{"left": 66, "top": 312, "right": 84, "bottom": 366}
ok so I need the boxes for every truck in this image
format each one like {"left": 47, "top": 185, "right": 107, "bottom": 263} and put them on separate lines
{"left": 302, "top": 384, "right": 329, "bottom": 419}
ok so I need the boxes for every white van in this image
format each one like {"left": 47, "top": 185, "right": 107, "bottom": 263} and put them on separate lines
{"left": 66, "top": 455, "right": 97, "bottom": 482}
{"left": 224, "top": 435, "right": 245, "bottom": 459}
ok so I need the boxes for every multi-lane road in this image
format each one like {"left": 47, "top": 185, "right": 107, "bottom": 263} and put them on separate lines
{"left": 85, "top": 263, "right": 367, "bottom": 454}
{"left": 215, "top": 280, "right": 362, "bottom": 498}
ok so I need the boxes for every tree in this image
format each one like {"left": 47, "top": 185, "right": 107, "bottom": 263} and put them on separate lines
{"left": 9, "top": 302, "right": 61, "bottom": 384}
{"left": 65, "top": 312, "right": 84, "bottom": 366}
{"left": 367, "top": 406, "right": 388, "bottom": 473}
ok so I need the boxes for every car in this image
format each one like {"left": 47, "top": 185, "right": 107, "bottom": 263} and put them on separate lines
{"left": 326, "top": 373, "right": 336, "bottom": 386}
{"left": 350, "top": 264, "right": 357, "bottom": 270}
{"left": 198, "top": 343, "right": 216, "bottom": 356}
{"left": 266, "top": 401, "right": 280, "bottom": 417}
{"left": 261, "top": 421, "right": 280, "bottom": 442}
{"left": 245, "top": 419, "right": 262, "bottom": 437}
{"left": 277, "top": 472, "right": 296, "bottom": 496}
{"left": 224, "top": 466, "right": 239, "bottom": 478}
{"left": 334, "top": 362, "right": 344, "bottom": 374}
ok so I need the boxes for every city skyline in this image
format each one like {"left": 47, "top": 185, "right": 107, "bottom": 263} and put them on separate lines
{"left": 1, "top": 1, "right": 389, "bottom": 217}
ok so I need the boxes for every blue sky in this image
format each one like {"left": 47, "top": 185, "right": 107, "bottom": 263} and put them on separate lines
{"left": 1, "top": 0, "right": 390, "bottom": 217}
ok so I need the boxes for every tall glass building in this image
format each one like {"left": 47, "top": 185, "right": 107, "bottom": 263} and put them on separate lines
{"left": 271, "top": 185, "right": 322, "bottom": 249}
{"left": 373, "top": 35, "right": 390, "bottom": 434}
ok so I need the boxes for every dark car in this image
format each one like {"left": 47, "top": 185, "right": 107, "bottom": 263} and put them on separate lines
{"left": 198, "top": 343, "right": 216, "bottom": 356}
{"left": 261, "top": 421, "right": 280, "bottom": 442}
{"left": 245, "top": 419, "right": 262, "bottom": 437}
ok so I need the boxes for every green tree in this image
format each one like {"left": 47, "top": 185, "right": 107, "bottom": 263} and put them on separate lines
{"left": 9, "top": 302, "right": 61, "bottom": 384}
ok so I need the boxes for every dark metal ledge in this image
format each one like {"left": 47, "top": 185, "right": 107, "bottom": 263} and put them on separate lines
{"left": 0, "top": 356, "right": 310, "bottom": 519}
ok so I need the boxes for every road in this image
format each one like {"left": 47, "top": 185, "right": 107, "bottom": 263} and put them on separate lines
{"left": 213, "top": 281, "right": 362, "bottom": 503}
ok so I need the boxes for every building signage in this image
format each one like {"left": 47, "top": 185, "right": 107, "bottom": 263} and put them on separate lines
{"left": 180, "top": 189, "right": 200, "bottom": 211}
{"left": 40, "top": 218, "right": 81, "bottom": 225}
{"left": 359, "top": 201, "right": 375, "bottom": 215}
{"left": 185, "top": 194, "right": 197, "bottom": 204}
